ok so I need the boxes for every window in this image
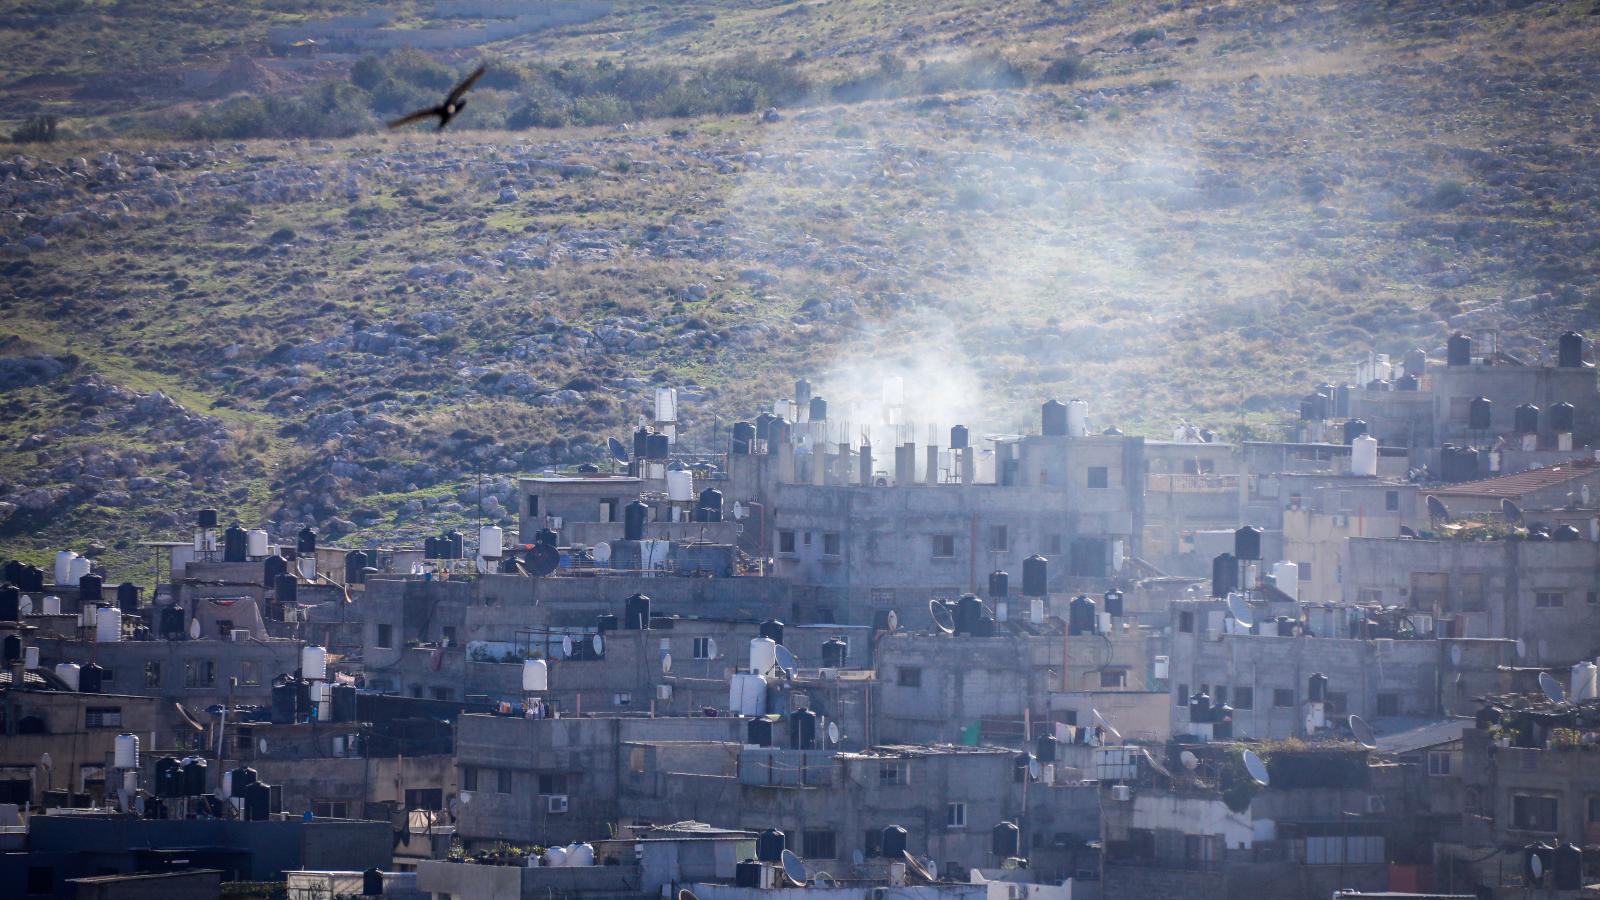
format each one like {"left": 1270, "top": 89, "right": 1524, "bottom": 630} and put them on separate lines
{"left": 85, "top": 706, "right": 122, "bottom": 728}
{"left": 527, "top": 495, "right": 539, "bottom": 517}
{"left": 239, "top": 660, "right": 260, "bottom": 686}
{"left": 1213, "top": 686, "right": 1228, "bottom": 705}
{"left": 185, "top": 659, "right": 215, "bottom": 688}
{"left": 1274, "top": 688, "right": 1295, "bottom": 708}
{"left": 1234, "top": 687, "right": 1254, "bottom": 710}
{"left": 990, "top": 525, "right": 1009, "bottom": 551}
{"left": 1512, "top": 794, "right": 1559, "bottom": 831}
{"left": 897, "top": 667, "right": 922, "bottom": 688}
{"left": 461, "top": 767, "right": 478, "bottom": 792}
{"left": 817, "top": 532, "right": 839, "bottom": 556}
{"left": 376, "top": 624, "right": 394, "bottom": 648}
{"left": 1385, "top": 490, "right": 1399, "bottom": 511}
{"left": 932, "top": 535, "right": 955, "bottom": 558}
{"left": 1179, "top": 611, "right": 1194, "bottom": 633}
{"left": 27, "top": 866, "right": 52, "bottom": 896}
{"left": 879, "top": 763, "right": 908, "bottom": 786}
{"left": 1536, "top": 592, "right": 1565, "bottom": 608}
{"left": 538, "top": 773, "right": 569, "bottom": 795}
{"left": 312, "top": 799, "right": 349, "bottom": 819}
{"left": 693, "top": 637, "right": 714, "bottom": 660}
{"left": 778, "top": 531, "right": 796, "bottom": 554}
{"left": 803, "top": 532, "right": 812, "bottom": 547}
{"left": 145, "top": 661, "right": 162, "bottom": 688}
{"left": 1087, "top": 467, "right": 1109, "bottom": 489}
{"left": 1427, "top": 751, "right": 1453, "bottom": 776}
{"left": 802, "top": 831, "right": 837, "bottom": 859}
{"left": 599, "top": 499, "right": 615, "bottom": 523}
{"left": 406, "top": 788, "right": 443, "bottom": 811}
{"left": 1590, "top": 592, "right": 1599, "bottom": 605}
{"left": 497, "top": 769, "right": 513, "bottom": 794}
{"left": 97, "top": 668, "right": 114, "bottom": 685}
{"left": 431, "top": 687, "right": 452, "bottom": 701}
{"left": 945, "top": 802, "right": 967, "bottom": 828}
{"left": 613, "top": 691, "right": 633, "bottom": 707}
{"left": 1376, "top": 693, "right": 1399, "bottom": 716}
{"left": 1099, "top": 670, "right": 1126, "bottom": 689}
{"left": 442, "top": 626, "right": 457, "bottom": 645}
{"left": 1176, "top": 684, "right": 1189, "bottom": 706}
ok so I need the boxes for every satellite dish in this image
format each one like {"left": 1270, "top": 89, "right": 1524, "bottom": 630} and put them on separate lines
{"left": 679, "top": 890, "right": 700, "bottom": 900}
{"left": 1093, "top": 709, "right": 1122, "bottom": 743}
{"left": 1502, "top": 498, "right": 1523, "bottom": 524}
{"left": 593, "top": 542, "right": 612, "bottom": 563}
{"left": 924, "top": 859, "right": 938, "bottom": 880}
{"left": 1027, "top": 757, "right": 1042, "bottom": 780}
{"left": 780, "top": 849, "right": 806, "bottom": 886}
{"left": 528, "top": 543, "right": 560, "bottom": 577}
{"left": 1242, "top": 749, "right": 1270, "bottom": 786}
{"left": 592, "top": 633, "right": 605, "bottom": 656}
{"left": 1399, "top": 525, "right": 1418, "bottom": 538}
{"left": 1539, "top": 671, "right": 1567, "bottom": 704}
{"left": 1516, "top": 638, "right": 1526, "bottom": 658}
{"left": 1449, "top": 643, "right": 1462, "bottom": 666}
{"left": 259, "top": 738, "right": 268, "bottom": 754}
{"left": 886, "top": 610, "right": 898, "bottom": 632}
{"left": 189, "top": 618, "right": 201, "bottom": 639}
{"left": 1227, "top": 593, "right": 1253, "bottom": 629}
{"left": 39, "top": 752, "right": 52, "bottom": 773}
{"left": 448, "top": 797, "right": 460, "bottom": 818}
{"left": 1141, "top": 748, "right": 1170, "bottom": 779}
{"left": 1180, "top": 750, "right": 1198, "bottom": 771}
{"left": 1426, "top": 495, "right": 1450, "bottom": 522}
{"left": 661, "top": 651, "right": 673, "bottom": 674}
{"left": 706, "top": 638, "right": 717, "bottom": 658}
{"left": 827, "top": 721, "right": 841, "bottom": 745}
{"left": 732, "top": 502, "right": 747, "bottom": 520}
{"left": 774, "top": 644, "right": 798, "bottom": 673}
{"left": 928, "top": 599, "right": 955, "bottom": 635}
{"left": 852, "top": 849, "right": 865, "bottom": 866}
{"left": 608, "top": 437, "right": 629, "bottom": 463}
{"left": 1349, "top": 715, "right": 1376, "bottom": 749}
{"left": 562, "top": 635, "right": 574, "bottom": 658}
{"left": 1531, "top": 852, "right": 1544, "bottom": 879}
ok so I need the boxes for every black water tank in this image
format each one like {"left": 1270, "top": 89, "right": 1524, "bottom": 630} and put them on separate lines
{"left": 732, "top": 421, "right": 756, "bottom": 454}
{"left": 1395, "top": 373, "right": 1419, "bottom": 391}
{"left": 159, "top": 605, "right": 185, "bottom": 639}
{"left": 271, "top": 678, "right": 298, "bottom": 724}
{"left": 536, "top": 528, "right": 558, "bottom": 548}
{"left": 345, "top": 550, "right": 368, "bottom": 585}
{"left": 1311, "top": 391, "right": 1331, "bottom": 420}
{"left": 735, "top": 862, "right": 762, "bottom": 888}
{"left": 223, "top": 524, "right": 248, "bottom": 562}
{"left": 992, "top": 821, "right": 1020, "bottom": 858}
{"left": 754, "top": 413, "right": 776, "bottom": 444}
{"left": 647, "top": 432, "right": 670, "bottom": 460}
{"left": 950, "top": 425, "right": 970, "bottom": 450}
{"left": 244, "top": 781, "right": 270, "bottom": 821}
{"left": 789, "top": 709, "right": 818, "bottom": 749}
{"left": 1, "top": 634, "right": 19, "bottom": 662}
{"left": 1553, "top": 842, "right": 1583, "bottom": 890}
{"left": 1447, "top": 332, "right": 1472, "bottom": 366}
{"left": 956, "top": 595, "right": 984, "bottom": 635}
{"left": 1035, "top": 733, "right": 1058, "bottom": 763}
{"left": 624, "top": 500, "right": 649, "bottom": 541}
{"left": 596, "top": 614, "right": 618, "bottom": 633}
{"left": 1309, "top": 673, "right": 1329, "bottom": 702}
{"left": 747, "top": 717, "right": 773, "bottom": 748}
{"left": 1068, "top": 595, "right": 1096, "bottom": 635}
{"left": 0, "top": 585, "right": 18, "bottom": 621}
{"left": 332, "top": 683, "right": 357, "bottom": 722}
{"left": 274, "top": 573, "right": 298, "bottom": 605}
{"left": 1525, "top": 842, "right": 1554, "bottom": 888}
{"left": 262, "top": 554, "right": 287, "bottom": 589}
{"left": 1551, "top": 401, "right": 1576, "bottom": 434}
{"left": 198, "top": 508, "right": 219, "bottom": 529}
{"left": 1022, "top": 555, "right": 1048, "bottom": 597}
{"left": 1213, "top": 704, "right": 1235, "bottom": 740}
{"left": 633, "top": 426, "right": 652, "bottom": 461}
{"left": 770, "top": 417, "right": 792, "bottom": 447}
{"left": 1189, "top": 691, "right": 1212, "bottom": 723}
{"left": 117, "top": 582, "right": 138, "bottom": 614}
{"left": 425, "top": 536, "right": 441, "bottom": 559}
{"left": 1298, "top": 397, "right": 1316, "bottom": 421}
{"left": 1234, "top": 526, "right": 1262, "bottom": 561}
{"left": 231, "top": 766, "right": 258, "bottom": 794}
{"left": 1552, "top": 524, "right": 1581, "bottom": 542}
{"left": 822, "top": 638, "right": 848, "bottom": 668}
{"left": 759, "top": 619, "right": 784, "bottom": 644}
{"left": 808, "top": 396, "right": 828, "bottom": 422}
{"left": 297, "top": 526, "right": 317, "bottom": 555}
{"left": 182, "top": 757, "right": 207, "bottom": 795}
{"left": 1441, "top": 445, "right": 1480, "bottom": 482}
{"left": 80, "top": 663, "right": 105, "bottom": 693}
{"left": 757, "top": 828, "right": 786, "bottom": 862}
{"left": 989, "top": 570, "right": 1008, "bottom": 598}
{"left": 624, "top": 594, "right": 651, "bottom": 630}
{"left": 1514, "top": 403, "right": 1540, "bottom": 435}
{"left": 1042, "top": 400, "right": 1068, "bottom": 436}
{"left": 881, "top": 826, "right": 908, "bottom": 859}
{"left": 1468, "top": 396, "right": 1492, "bottom": 430}
{"left": 363, "top": 867, "right": 384, "bottom": 896}
{"left": 1103, "top": 589, "right": 1124, "bottom": 618}
{"left": 79, "top": 572, "right": 104, "bottom": 604}
{"left": 21, "top": 565, "right": 43, "bottom": 592}
{"left": 156, "top": 758, "right": 182, "bottom": 798}
{"left": 1558, "top": 331, "right": 1585, "bottom": 368}
{"left": 697, "top": 488, "right": 723, "bottom": 523}
{"left": 1, "top": 560, "right": 19, "bottom": 585}
{"left": 1342, "top": 419, "right": 1368, "bottom": 445}
{"left": 1210, "top": 551, "right": 1239, "bottom": 597}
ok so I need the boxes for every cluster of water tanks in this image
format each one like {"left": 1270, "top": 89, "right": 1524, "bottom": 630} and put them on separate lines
{"left": 1041, "top": 399, "right": 1090, "bottom": 437}
{"left": 540, "top": 842, "right": 595, "bottom": 868}
{"left": 54, "top": 661, "right": 107, "bottom": 692}
{"left": 1187, "top": 691, "right": 1235, "bottom": 739}
{"left": 424, "top": 532, "right": 466, "bottom": 560}
{"left": 53, "top": 550, "right": 92, "bottom": 587}
{"left": 634, "top": 426, "right": 671, "bottom": 462}
{"left": 728, "top": 671, "right": 768, "bottom": 716}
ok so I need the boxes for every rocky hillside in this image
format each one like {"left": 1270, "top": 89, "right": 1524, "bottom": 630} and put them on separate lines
{"left": 3, "top": 0, "right": 1600, "bottom": 581}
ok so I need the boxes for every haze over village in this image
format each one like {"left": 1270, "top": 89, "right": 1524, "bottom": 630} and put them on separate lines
{"left": 4, "top": 1, "right": 1600, "bottom": 899}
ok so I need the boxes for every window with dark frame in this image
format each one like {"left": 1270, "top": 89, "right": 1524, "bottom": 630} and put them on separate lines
{"left": 1088, "top": 467, "right": 1109, "bottom": 489}
{"left": 538, "top": 773, "right": 569, "bottom": 794}
{"left": 778, "top": 531, "right": 796, "bottom": 554}
{"left": 376, "top": 624, "right": 394, "bottom": 649}
{"left": 803, "top": 830, "right": 837, "bottom": 859}
{"left": 932, "top": 535, "right": 955, "bottom": 558}
{"left": 898, "top": 667, "right": 923, "bottom": 688}
{"left": 1234, "top": 687, "right": 1254, "bottom": 710}
{"left": 823, "top": 532, "right": 841, "bottom": 556}
{"left": 497, "top": 769, "right": 513, "bottom": 794}
{"left": 1274, "top": 688, "right": 1295, "bottom": 708}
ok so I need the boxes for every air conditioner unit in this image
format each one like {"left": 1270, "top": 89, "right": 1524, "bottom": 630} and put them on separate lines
{"left": 548, "top": 516, "right": 563, "bottom": 529}
{"left": 1366, "top": 794, "right": 1385, "bottom": 813}
{"left": 547, "top": 795, "right": 569, "bottom": 814}
{"left": 1112, "top": 784, "right": 1132, "bottom": 801}
{"left": 1153, "top": 655, "right": 1170, "bottom": 680}
{"left": 231, "top": 629, "right": 250, "bottom": 642}
{"left": 657, "top": 684, "right": 672, "bottom": 701}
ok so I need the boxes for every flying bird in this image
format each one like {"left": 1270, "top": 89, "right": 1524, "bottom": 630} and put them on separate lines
{"left": 387, "top": 63, "right": 487, "bottom": 131}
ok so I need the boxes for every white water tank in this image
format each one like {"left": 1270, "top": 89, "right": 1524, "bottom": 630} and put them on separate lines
{"left": 299, "top": 556, "right": 317, "bottom": 581}
{"left": 568, "top": 843, "right": 595, "bottom": 867}
{"left": 80, "top": 604, "right": 99, "bottom": 628}
{"left": 247, "top": 529, "right": 270, "bottom": 558}
{"left": 96, "top": 607, "right": 123, "bottom": 642}
{"left": 478, "top": 525, "right": 503, "bottom": 559}
{"left": 655, "top": 387, "right": 678, "bottom": 423}
{"left": 1573, "top": 662, "right": 1599, "bottom": 703}
{"left": 1272, "top": 561, "right": 1300, "bottom": 602}
{"left": 1030, "top": 597, "right": 1045, "bottom": 625}
{"left": 1351, "top": 434, "right": 1379, "bottom": 477}
{"left": 25, "top": 646, "right": 39, "bottom": 669}
{"left": 749, "top": 637, "right": 777, "bottom": 676}
{"left": 114, "top": 733, "right": 139, "bottom": 769}
{"left": 1066, "top": 399, "right": 1089, "bottom": 437}
{"left": 221, "top": 769, "right": 235, "bottom": 799}
{"left": 666, "top": 470, "right": 693, "bottom": 502}
{"left": 523, "top": 658, "right": 549, "bottom": 692}
{"left": 301, "top": 645, "right": 328, "bottom": 681}
{"left": 740, "top": 673, "right": 767, "bottom": 716}
{"left": 54, "top": 551, "right": 78, "bottom": 586}
{"left": 69, "top": 556, "right": 91, "bottom": 582}
{"left": 55, "top": 662, "right": 81, "bottom": 691}
{"left": 543, "top": 846, "right": 569, "bottom": 867}
{"left": 41, "top": 595, "right": 60, "bottom": 615}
